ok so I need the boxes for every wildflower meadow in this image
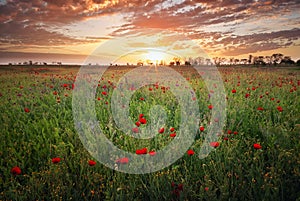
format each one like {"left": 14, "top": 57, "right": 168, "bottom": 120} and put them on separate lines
{"left": 0, "top": 64, "right": 299, "bottom": 200}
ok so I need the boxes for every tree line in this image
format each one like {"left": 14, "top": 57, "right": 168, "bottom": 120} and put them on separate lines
{"left": 167, "top": 53, "right": 299, "bottom": 66}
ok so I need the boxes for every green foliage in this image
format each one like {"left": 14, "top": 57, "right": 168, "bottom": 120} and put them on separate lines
{"left": 0, "top": 65, "right": 299, "bottom": 200}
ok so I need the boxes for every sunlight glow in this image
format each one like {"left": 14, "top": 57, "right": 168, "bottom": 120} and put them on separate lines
{"left": 146, "top": 51, "right": 165, "bottom": 62}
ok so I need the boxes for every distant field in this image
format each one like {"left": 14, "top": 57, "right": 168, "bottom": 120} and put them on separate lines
{"left": 0, "top": 65, "right": 299, "bottom": 200}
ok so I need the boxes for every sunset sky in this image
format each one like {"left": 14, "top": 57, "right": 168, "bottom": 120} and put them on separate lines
{"left": 0, "top": 0, "right": 299, "bottom": 64}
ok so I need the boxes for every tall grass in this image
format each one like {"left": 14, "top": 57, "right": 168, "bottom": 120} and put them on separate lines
{"left": 0, "top": 65, "right": 299, "bottom": 200}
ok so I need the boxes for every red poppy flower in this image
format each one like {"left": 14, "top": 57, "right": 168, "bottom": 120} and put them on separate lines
{"left": 171, "top": 182, "right": 176, "bottom": 187}
{"left": 208, "top": 105, "right": 213, "bottom": 110}
{"left": 11, "top": 166, "right": 21, "bottom": 175}
{"left": 187, "top": 149, "right": 195, "bottom": 156}
{"left": 232, "top": 89, "right": 236, "bottom": 93}
{"left": 24, "top": 108, "right": 30, "bottom": 113}
{"left": 88, "top": 160, "right": 96, "bottom": 166}
{"left": 116, "top": 157, "right": 129, "bottom": 164}
{"left": 171, "top": 181, "right": 184, "bottom": 197}
{"left": 210, "top": 142, "right": 220, "bottom": 148}
{"left": 52, "top": 157, "right": 61, "bottom": 164}
{"left": 53, "top": 91, "right": 58, "bottom": 95}
{"left": 233, "top": 131, "right": 238, "bottom": 135}
{"left": 140, "top": 97, "right": 145, "bottom": 101}
{"left": 139, "top": 114, "right": 144, "bottom": 119}
{"left": 205, "top": 187, "right": 209, "bottom": 191}
{"left": 149, "top": 150, "right": 156, "bottom": 156}
{"left": 63, "top": 83, "right": 68, "bottom": 88}
{"left": 227, "top": 130, "right": 232, "bottom": 134}
{"left": 102, "top": 91, "right": 107, "bottom": 95}
{"left": 132, "top": 127, "right": 139, "bottom": 133}
{"left": 136, "top": 147, "right": 148, "bottom": 155}
{"left": 253, "top": 143, "right": 262, "bottom": 149}
{"left": 139, "top": 118, "right": 147, "bottom": 124}
{"left": 135, "top": 121, "right": 141, "bottom": 127}
{"left": 170, "top": 127, "right": 175, "bottom": 132}
{"left": 172, "top": 189, "right": 180, "bottom": 197}
{"left": 223, "top": 137, "right": 229, "bottom": 141}
{"left": 257, "top": 107, "right": 264, "bottom": 111}
{"left": 159, "top": 127, "right": 165, "bottom": 134}
{"left": 245, "top": 93, "right": 250, "bottom": 98}
{"left": 277, "top": 106, "right": 283, "bottom": 112}
{"left": 199, "top": 126, "right": 205, "bottom": 132}
{"left": 177, "top": 183, "right": 183, "bottom": 191}
{"left": 170, "top": 133, "right": 176, "bottom": 137}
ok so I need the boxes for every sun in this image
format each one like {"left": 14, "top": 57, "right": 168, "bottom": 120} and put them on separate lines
{"left": 111, "top": 48, "right": 176, "bottom": 65}
{"left": 146, "top": 51, "right": 165, "bottom": 62}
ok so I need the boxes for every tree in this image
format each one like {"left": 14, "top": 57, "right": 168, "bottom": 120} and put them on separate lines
{"left": 158, "top": 60, "right": 164, "bottom": 66}
{"left": 280, "top": 56, "right": 295, "bottom": 65}
{"left": 137, "top": 60, "right": 143, "bottom": 66}
{"left": 188, "top": 57, "right": 194, "bottom": 65}
{"left": 205, "top": 58, "right": 212, "bottom": 65}
{"left": 213, "top": 57, "right": 220, "bottom": 66}
{"left": 271, "top": 53, "right": 283, "bottom": 65}
{"left": 264, "top": 56, "right": 272, "bottom": 65}
{"left": 173, "top": 57, "right": 181, "bottom": 66}
{"left": 146, "top": 59, "right": 153, "bottom": 65}
{"left": 254, "top": 56, "right": 266, "bottom": 65}
{"left": 248, "top": 55, "right": 253, "bottom": 64}
{"left": 184, "top": 61, "right": 191, "bottom": 65}
{"left": 241, "top": 59, "right": 248, "bottom": 64}
{"left": 234, "top": 59, "right": 239, "bottom": 65}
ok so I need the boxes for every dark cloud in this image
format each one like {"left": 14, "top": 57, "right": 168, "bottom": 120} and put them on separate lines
{"left": 0, "top": 0, "right": 299, "bottom": 57}
{"left": 218, "top": 29, "right": 300, "bottom": 46}
{"left": 208, "top": 28, "right": 300, "bottom": 56}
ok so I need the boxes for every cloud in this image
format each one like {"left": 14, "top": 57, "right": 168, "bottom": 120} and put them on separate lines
{"left": 0, "top": 0, "right": 299, "bottom": 58}
{"left": 0, "top": 51, "right": 88, "bottom": 64}
{"left": 209, "top": 28, "right": 300, "bottom": 56}
{"left": 0, "top": 21, "right": 92, "bottom": 46}
{"left": 85, "top": 36, "right": 111, "bottom": 40}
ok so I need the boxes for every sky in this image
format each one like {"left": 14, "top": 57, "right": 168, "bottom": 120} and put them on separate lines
{"left": 0, "top": 0, "right": 299, "bottom": 64}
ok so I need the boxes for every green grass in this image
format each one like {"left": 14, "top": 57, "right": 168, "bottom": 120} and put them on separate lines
{"left": 0, "top": 65, "right": 299, "bottom": 200}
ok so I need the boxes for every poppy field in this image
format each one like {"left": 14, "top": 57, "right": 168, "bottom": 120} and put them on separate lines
{"left": 0, "top": 65, "right": 299, "bottom": 200}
